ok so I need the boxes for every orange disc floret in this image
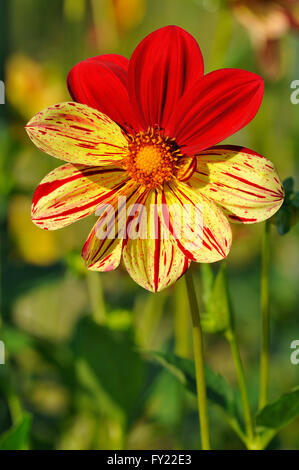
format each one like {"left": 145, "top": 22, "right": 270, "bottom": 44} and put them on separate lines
{"left": 123, "top": 127, "right": 182, "bottom": 188}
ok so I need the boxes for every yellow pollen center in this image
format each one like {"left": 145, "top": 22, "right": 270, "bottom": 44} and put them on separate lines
{"left": 135, "top": 146, "right": 163, "bottom": 174}
{"left": 122, "top": 128, "right": 183, "bottom": 189}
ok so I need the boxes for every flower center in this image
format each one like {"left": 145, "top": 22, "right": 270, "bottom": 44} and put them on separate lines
{"left": 135, "top": 146, "right": 162, "bottom": 174}
{"left": 123, "top": 128, "right": 182, "bottom": 188}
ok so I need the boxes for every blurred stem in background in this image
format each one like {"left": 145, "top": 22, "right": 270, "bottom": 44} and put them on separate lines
{"left": 174, "top": 278, "right": 190, "bottom": 358}
{"left": 185, "top": 268, "right": 211, "bottom": 450}
{"left": 91, "top": 0, "right": 117, "bottom": 49}
{"left": 208, "top": 3, "right": 233, "bottom": 70}
{"left": 259, "top": 220, "right": 271, "bottom": 410}
{"left": 63, "top": 0, "right": 86, "bottom": 22}
{"left": 135, "top": 291, "right": 166, "bottom": 349}
{"left": 222, "top": 263, "right": 254, "bottom": 445}
{"left": 224, "top": 329, "right": 254, "bottom": 444}
{"left": 86, "top": 271, "right": 106, "bottom": 324}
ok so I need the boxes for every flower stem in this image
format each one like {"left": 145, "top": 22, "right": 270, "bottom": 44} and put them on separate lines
{"left": 184, "top": 268, "right": 211, "bottom": 450}
{"left": 259, "top": 220, "right": 271, "bottom": 410}
{"left": 224, "top": 329, "right": 254, "bottom": 443}
{"left": 174, "top": 278, "right": 190, "bottom": 357}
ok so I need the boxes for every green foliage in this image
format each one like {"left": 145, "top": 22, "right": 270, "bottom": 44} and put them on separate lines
{"left": 72, "top": 317, "right": 145, "bottom": 422}
{"left": 150, "top": 351, "right": 237, "bottom": 419}
{"left": 0, "top": 127, "right": 19, "bottom": 207}
{"left": 256, "top": 387, "right": 299, "bottom": 431}
{"left": 1, "top": 326, "right": 33, "bottom": 355}
{"left": 149, "top": 371, "right": 185, "bottom": 428}
{"left": 275, "top": 177, "right": 299, "bottom": 235}
{"left": 0, "top": 414, "right": 32, "bottom": 450}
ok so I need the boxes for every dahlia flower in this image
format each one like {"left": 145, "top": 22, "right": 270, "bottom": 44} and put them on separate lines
{"left": 26, "top": 26, "right": 284, "bottom": 292}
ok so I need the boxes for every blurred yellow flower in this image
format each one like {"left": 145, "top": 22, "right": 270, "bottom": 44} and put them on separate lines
{"left": 6, "top": 54, "right": 67, "bottom": 119}
{"left": 110, "top": 0, "right": 146, "bottom": 34}
{"left": 8, "top": 194, "right": 61, "bottom": 265}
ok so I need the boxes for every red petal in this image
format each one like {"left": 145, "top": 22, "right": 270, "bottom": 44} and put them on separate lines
{"left": 128, "top": 26, "right": 204, "bottom": 132}
{"left": 166, "top": 68, "right": 264, "bottom": 155}
{"left": 67, "top": 54, "right": 137, "bottom": 131}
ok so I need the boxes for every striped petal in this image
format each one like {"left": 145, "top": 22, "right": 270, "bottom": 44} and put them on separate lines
{"left": 122, "top": 189, "right": 190, "bottom": 292}
{"left": 25, "top": 102, "right": 128, "bottom": 167}
{"left": 82, "top": 181, "right": 140, "bottom": 271}
{"left": 83, "top": 238, "right": 123, "bottom": 272}
{"left": 163, "top": 181, "right": 232, "bottom": 263}
{"left": 32, "top": 164, "right": 129, "bottom": 230}
{"left": 188, "top": 145, "right": 284, "bottom": 223}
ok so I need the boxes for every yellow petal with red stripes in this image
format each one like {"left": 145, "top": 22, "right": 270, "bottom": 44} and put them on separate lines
{"left": 25, "top": 102, "right": 129, "bottom": 166}
{"left": 163, "top": 181, "right": 232, "bottom": 263}
{"left": 82, "top": 181, "right": 140, "bottom": 271}
{"left": 189, "top": 145, "right": 284, "bottom": 223}
{"left": 122, "top": 189, "right": 190, "bottom": 292}
{"left": 32, "top": 163, "right": 129, "bottom": 230}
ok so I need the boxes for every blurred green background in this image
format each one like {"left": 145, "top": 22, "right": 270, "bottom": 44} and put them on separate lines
{"left": 0, "top": 0, "right": 299, "bottom": 450}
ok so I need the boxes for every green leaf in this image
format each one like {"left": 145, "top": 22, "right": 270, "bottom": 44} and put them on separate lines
{"left": 0, "top": 414, "right": 32, "bottom": 450}
{"left": 72, "top": 317, "right": 145, "bottom": 420}
{"left": 283, "top": 177, "right": 294, "bottom": 198}
{"left": 274, "top": 178, "right": 299, "bottom": 235}
{"left": 275, "top": 201, "right": 299, "bottom": 235}
{"left": 200, "top": 264, "right": 231, "bottom": 334}
{"left": 256, "top": 387, "right": 299, "bottom": 431}
{"left": 292, "top": 192, "right": 299, "bottom": 208}
{"left": 150, "top": 351, "right": 237, "bottom": 418}
{"left": 149, "top": 371, "right": 185, "bottom": 427}
{"left": 275, "top": 205, "right": 292, "bottom": 235}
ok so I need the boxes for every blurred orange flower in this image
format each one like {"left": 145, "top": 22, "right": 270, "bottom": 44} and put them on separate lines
{"left": 231, "top": 0, "right": 299, "bottom": 79}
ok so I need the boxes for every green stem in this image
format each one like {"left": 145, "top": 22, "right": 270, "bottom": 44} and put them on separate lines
{"left": 184, "top": 269, "right": 211, "bottom": 450}
{"left": 225, "top": 329, "right": 254, "bottom": 443}
{"left": 86, "top": 271, "right": 106, "bottom": 324}
{"left": 259, "top": 220, "right": 271, "bottom": 410}
{"left": 221, "top": 409, "right": 248, "bottom": 446}
{"left": 174, "top": 278, "right": 190, "bottom": 358}
{"left": 221, "top": 263, "right": 254, "bottom": 445}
